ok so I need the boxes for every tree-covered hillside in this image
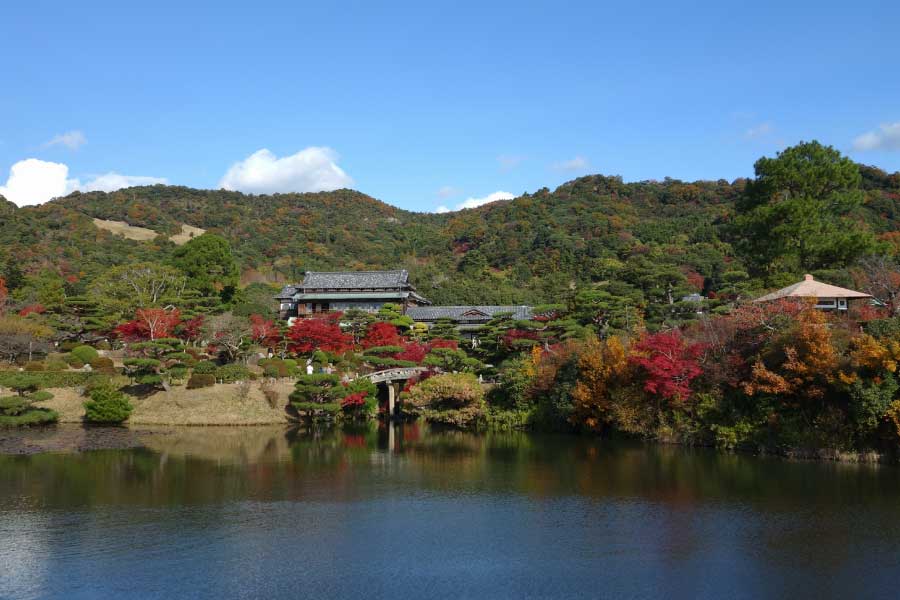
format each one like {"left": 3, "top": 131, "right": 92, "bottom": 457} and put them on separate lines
{"left": 1, "top": 142, "right": 899, "bottom": 325}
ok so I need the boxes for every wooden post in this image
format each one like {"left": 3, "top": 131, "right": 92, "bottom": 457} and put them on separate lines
{"left": 387, "top": 380, "right": 395, "bottom": 419}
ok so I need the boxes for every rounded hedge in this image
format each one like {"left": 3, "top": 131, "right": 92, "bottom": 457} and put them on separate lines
{"left": 89, "top": 357, "right": 116, "bottom": 372}
{"left": 215, "top": 364, "right": 251, "bottom": 383}
{"left": 187, "top": 373, "right": 216, "bottom": 389}
{"left": 71, "top": 345, "right": 100, "bottom": 365}
{"left": 193, "top": 360, "right": 217, "bottom": 375}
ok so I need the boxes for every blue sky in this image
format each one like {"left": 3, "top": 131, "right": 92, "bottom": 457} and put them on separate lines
{"left": 2, "top": 0, "right": 899, "bottom": 211}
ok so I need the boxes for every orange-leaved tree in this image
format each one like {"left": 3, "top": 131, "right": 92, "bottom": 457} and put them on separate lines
{"left": 743, "top": 306, "right": 838, "bottom": 401}
{"left": 570, "top": 335, "right": 629, "bottom": 432}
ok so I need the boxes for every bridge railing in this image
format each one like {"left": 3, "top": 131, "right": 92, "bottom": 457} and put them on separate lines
{"left": 360, "top": 367, "right": 428, "bottom": 384}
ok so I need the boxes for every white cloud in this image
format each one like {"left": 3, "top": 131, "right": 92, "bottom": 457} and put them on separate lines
{"left": 0, "top": 158, "right": 167, "bottom": 206}
{"left": 853, "top": 122, "right": 900, "bottom": 152}
{"left": 81, "top": 172, "right": 167, "bottom": 192}
{"left": 43, "top": 130, "right": 87, "bottom": 150}
{"left": 0, "top": 159, "right": 79, "bottom": 206}
{"left": 552, "top": 156, "right": 589, "bottom": 172}
{"left": 435, "top": 190, "right": 515, "bottom": 213}
{"left": 219, "top": 147, "right": 353, "bottom": 194}
{"left": 744, "top": 122, "right": 774, "bottom": 139}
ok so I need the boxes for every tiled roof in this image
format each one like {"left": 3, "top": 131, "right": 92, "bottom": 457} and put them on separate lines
{"left": 300, "top": 270, "right": 410, "bottom": 290}
{"left": 294, "top": 292, "right": 409, "bottom": 301}
{"left": 275, "top": 285, "right": 298, "bottom": 299}
{"left": 407, "top": 305, "right": 533, "bottom": 322}
{"left": 754, "top": 274, "right": 872, "bottom": 302}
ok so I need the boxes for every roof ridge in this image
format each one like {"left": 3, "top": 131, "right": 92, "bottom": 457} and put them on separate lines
{"left": 304, "top": 269, "right": 405, "bottom": 274}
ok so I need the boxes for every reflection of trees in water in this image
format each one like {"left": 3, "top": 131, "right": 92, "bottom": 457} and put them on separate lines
{"left": 3, "top": 426, "right": 900, "bottom": 536}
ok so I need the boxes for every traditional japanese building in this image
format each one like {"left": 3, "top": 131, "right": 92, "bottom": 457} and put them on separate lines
{"left": 753, "top": 274, "right": 872, "bottom": 311}
{"left": 406, "top": 305, "right": 533, "bottom": 337}
{"left": 276, "top": 270, "right": 430, "bottom": 319}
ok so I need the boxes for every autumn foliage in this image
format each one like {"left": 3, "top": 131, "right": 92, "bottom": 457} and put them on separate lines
{"left": 250, "top": 314, "right": 281, "bottom": 348}
{"left": 115, "top": 308, "right": 181, "bottom": 341}
{"left": 630, "top": 331, "right": 704, "bottom": 404}
{"left": 287, "top": 313, "right": 352, "bottom": 354}
{"left": 742, "top": 307, "right": 838, "bottom": 401}
{"left": 361, "top": 322, "right": 402, "bottom": 348}
{"left": 570, "top": 335, "right": 629, "bottom": 431}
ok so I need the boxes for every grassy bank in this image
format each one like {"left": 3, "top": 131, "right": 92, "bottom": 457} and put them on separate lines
{"left": 34, "top": 380, "right": 295, "bottom": 426}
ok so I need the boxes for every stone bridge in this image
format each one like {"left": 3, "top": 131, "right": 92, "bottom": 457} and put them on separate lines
{"left": 357, "top": 367, "right": 429, "bottom": 418}
{"left": 361, "top": 367, "right": 429, "bottom": 384}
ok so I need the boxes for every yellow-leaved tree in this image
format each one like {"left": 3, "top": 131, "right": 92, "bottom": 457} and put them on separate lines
{"left": 570, "top": 335, "right": 629, "bottom": 432}
{"left": 743, "top": 307, "right": 838, "bottom": 402}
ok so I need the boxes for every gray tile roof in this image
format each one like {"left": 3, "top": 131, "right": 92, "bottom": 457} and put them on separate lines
{"left": 300, "top": 270, "right": 410, "bottom": 290}
{"left": 275, "top": 285, "right": 298, "bottom": 300}
{"left": 407, "top": 305, "right": 533, "bottom": 322}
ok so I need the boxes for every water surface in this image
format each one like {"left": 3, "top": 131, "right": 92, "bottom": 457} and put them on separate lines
{"left": 1, "top": 424, "right": 899, "bottom": 599}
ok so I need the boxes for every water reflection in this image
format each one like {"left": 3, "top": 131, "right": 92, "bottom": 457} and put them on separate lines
{"left": 1, "top": 424, "right": 900, "bottom": 599}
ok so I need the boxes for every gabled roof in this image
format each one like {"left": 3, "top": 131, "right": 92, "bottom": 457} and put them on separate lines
{"left": 275, "top": 285, "right": 299, "bottom": 300}
{"left": 754, "top": 274, "right": 872, "bottom": 303}
{"left": 407, "top": 305, "right": 533, "bottom": 322}
{"left": 300, "top": 270, "right": 410, "bottom": 290}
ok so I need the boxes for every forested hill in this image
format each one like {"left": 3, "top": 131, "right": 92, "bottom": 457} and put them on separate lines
{"left": 1, "top": 143, "right": 900, "bottom": 322}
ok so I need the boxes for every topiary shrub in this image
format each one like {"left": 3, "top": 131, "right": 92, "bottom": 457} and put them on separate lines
{"left": 89, "top": 357, "right": 116, "bottom": 373}
{"left": 336, "top": 378, "right": 378, "bottom": 419}
{"left": 83, "top": 384, "right": 133, "bottom": 424}
{"left": 0, "top": 394, "right": 58, "bottom": 427}
{"left": 2, "top": 373, "right": 41, "bottom": 396}
{"left": 0, "top": 409, "right": 59, "bottom": 427}
{"left": 24, "top": 361, "right": 45, "bottom": 371}
{"left": 96, "top": 340, "right": 111, "bottom": 351}
{"left": 65, "top": 357, "right": 85, "bottom": 369}
{"left": 405, "top": 373, "right": 485, "bottom": 429}
{"left": 215, "top": 364, "right": 251, "bottom": 383}
{"left": 193, "top": 360, "right": 217, "bottom": 375}
{"left": 186, "top": 373, "right": 216, "bottom": 389}
{"left": 122, "top": 357, "right": 162, "bottom": 386}
{"left": 167, "top": 366, "right": 189, "bottom": 383}
{"left": 289, "top": 373, "right": 343, "bottom": 419}
{"left": 27, "top": 390, "right": 55, "bottom": 403}
{"left": 45, "top": 356, "right": 68, "bottom": 371}
{"left": 71, "top": 345, "right": 100, "bottom": 365}
{"left": 0, "top": 396, "right": 30, "bottom": 415}
{"left": 365, "top": 356, "right": 418, "bottom": 369}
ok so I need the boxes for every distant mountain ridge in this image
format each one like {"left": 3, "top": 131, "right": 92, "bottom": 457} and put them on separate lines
{"left": 1, "top": 164, "right": 899, "bottom": 308}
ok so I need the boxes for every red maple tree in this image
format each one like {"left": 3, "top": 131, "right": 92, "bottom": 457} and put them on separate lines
{"left": 0, "top": 277, "right": 7, "bottom": 315}
{"left": 340, "top": 391, "right": 368, "bottom": 409}
{"left": 250, "top": 314, "right": 281, "bottom": 348}
{"left": 429, "top": 339, "right": 458, "bottom": 350}
{"left": 287, "top": 313, "right": 352, "bottom": 354}
{"left": 361, "top": 322, "right": 402, "bottom": 348}
{"left": 630, "top": 330, "right": 704, "bottom": 403}
{"left": 179, "top": 315, "right": 205, "bottom": 343}
{"left": 115, "top": 308, "right": 181, "bottom": 341}
{"left": 394, "top": 341, "right": 428, "bottom": 363}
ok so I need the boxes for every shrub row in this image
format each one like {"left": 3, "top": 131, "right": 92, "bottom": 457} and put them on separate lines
{"left": 0, "top": 371, "right": 101, "bottom": 389}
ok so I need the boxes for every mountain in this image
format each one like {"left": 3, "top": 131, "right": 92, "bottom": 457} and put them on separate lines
{"left": 1, "top": 162, "right": 899, "bottom": 317}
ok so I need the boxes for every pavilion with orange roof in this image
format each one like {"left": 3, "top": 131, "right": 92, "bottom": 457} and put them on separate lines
{"left": 753, "top": 274, "right": 872, "bottom": 311}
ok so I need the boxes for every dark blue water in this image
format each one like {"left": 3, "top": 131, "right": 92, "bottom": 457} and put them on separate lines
{"left": 2, "top": 424, "right": 900, "bottom": 599}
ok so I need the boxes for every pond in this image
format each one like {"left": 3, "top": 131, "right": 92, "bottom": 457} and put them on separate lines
{"left": 1, "top": 423, "right": 900, "bottom": 599}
